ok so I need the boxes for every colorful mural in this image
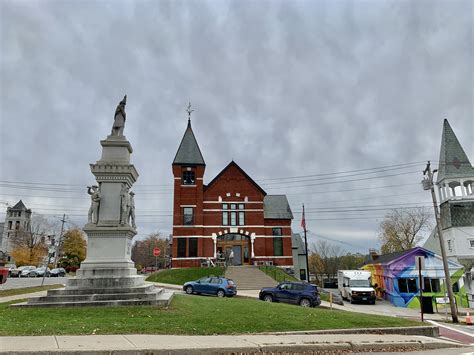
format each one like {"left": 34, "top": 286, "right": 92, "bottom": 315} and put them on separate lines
{"left": 363, "top": 247, "right": 468, "bottom": 308}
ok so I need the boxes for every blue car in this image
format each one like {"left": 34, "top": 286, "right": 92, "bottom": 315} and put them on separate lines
{"left": 183, "top": 276, "right": 237, "bottom": 297}
{"left": 259, "top": 281, "right": 321, "bottom": 307}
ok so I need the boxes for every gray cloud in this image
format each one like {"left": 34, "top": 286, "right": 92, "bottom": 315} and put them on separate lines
{"left": 1, "top": 0, "right": 472, "bottom": 251}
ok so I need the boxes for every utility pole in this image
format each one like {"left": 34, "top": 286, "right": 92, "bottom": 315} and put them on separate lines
{"left": 302, "top": 204, "right": 310, "bottom": 283}
{"left": 422, "top": 161, "right": 458, "bottom": 323}
{"left": 54, "top": 214, "right": 67, "bottom": 267}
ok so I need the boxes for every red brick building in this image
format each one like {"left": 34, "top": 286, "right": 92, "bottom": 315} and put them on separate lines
{"left": 171, "top": 119, "right": 294, "bottom": 268}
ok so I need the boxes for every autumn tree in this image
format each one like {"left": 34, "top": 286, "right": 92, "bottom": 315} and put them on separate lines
{"left": 10, "top": 214, "right": 55, "bottom": 266}
{"left": 131, "top": 232, "right": 169, "bottom": 270}
{"left": 378, "top": 207, "right": 433, "bottom": 254}
{"left": 58, "top": 228, "right": 87, "bottom": 271}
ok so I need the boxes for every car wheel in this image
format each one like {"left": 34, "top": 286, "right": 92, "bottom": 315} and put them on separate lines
{"left": 263, "top": 294, "right": 273, "bottom": 302}
{"left": 185, "top": 285, "right": 194, "bottom": 295}
{"left": 299, "top": 298, "right": 312, "bottom": 307}
{"left": 349, "top": 297, "right": 354, "bottom": 304}
{"left": 216, "top": 289, "right": 225, "bottom": 298}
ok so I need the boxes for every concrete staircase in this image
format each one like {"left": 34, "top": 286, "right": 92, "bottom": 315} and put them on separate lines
{"left": 225, "top": 266, "right": 278, "bottom": 290}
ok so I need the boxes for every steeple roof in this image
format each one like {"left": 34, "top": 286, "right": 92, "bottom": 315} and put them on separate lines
{"left": 10, "top": 200, "right": 27, "bottom": 210}
{"left": 437, "top": 119, "right": 474, "bottom": 183}
{"left": 172, "top": 121, "right": 205, "bottom": 166}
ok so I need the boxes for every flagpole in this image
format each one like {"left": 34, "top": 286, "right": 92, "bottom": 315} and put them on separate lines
{"left": 302, "top": 203, "right": 310, "bottom": 283}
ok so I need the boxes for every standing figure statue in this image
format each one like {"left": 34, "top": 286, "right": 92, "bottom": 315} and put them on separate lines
{"left": 111, "top": 95, "right": 127, "bottom": 136}
{"left": 128, "top": 191, "right": 136, "bottom": 229}
{"left": 87, "top": 185, "right": 101, "bottom": 224}
{"left": 120, "top": 183, "right": 129, "bottom": 225}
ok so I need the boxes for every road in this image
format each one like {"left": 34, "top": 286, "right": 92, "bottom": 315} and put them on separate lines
{"left": 0, "top": 276, "right": 67, "bottom": 290}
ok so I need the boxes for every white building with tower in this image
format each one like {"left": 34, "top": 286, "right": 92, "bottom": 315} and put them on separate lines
{"left": 424, "top": 119, "right": 474, "bottom": 306}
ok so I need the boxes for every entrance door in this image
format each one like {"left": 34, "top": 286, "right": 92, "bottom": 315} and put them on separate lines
{"left": 233, "top": 246, "right": 242, "bottom": 266}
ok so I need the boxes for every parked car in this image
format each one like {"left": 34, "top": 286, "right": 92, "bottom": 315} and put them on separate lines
{"left": 20, "top": 266, "right": 36, "bottom": 278}
{"left": 29, "top": 267, "right": 51, "bottom": 278}
{"left": 9, "top": 266, "right": 35, "bottom": 278}
{"left": 259, "top": 281, "right": 321, "bottom": 307}
{"left": 0, "top": 267, "right": 8, "bottom": 284}
{"left": 5, "top": 264, "right": 16, "bottom": 277}
{"left": 183, "top": 276, "right": 237, "bottom": 297}
{"left": 50, "top": 268, "right": 66, "bottom": 277}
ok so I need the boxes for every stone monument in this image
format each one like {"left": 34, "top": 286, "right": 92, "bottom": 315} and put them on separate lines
{"left": 17, "top": 96, "right": 173, "bottom": 307}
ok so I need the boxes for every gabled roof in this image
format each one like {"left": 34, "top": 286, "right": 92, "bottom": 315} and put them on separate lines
{"left": 172, "top": 121, "right": 205, "bottom": 166}
{"left": 205, "top": 161, "right": 267, "bottom": 196}
{"left": 264, "top": 195, "right": 293, "bottom": 219}
{"left": 10, "top": 200, "right": 27, "bottom": 211}
{"left": 437, "top": 119, "right": 474, "bottom": 183}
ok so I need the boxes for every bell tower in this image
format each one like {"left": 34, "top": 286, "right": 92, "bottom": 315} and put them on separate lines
{"left": 171, "top": 104, "right": 206, "bottom": 266}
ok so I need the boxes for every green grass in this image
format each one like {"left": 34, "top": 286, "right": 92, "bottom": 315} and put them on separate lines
{"left": 0, "top": 284, "right": 64, "bottom": 298}
{"left": 258, "top": 266, "right": 299, "bottom": 283}
{"left": 0, "top": 294, "right": 420, "bottom": 336}
{"left": 146, "top": 267, "right": 224, "bottom": 285}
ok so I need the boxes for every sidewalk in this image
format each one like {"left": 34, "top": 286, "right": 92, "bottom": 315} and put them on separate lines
{"left": 0, "top": 333, "right": 462, "bottom": 354}
{"left": 0, "top": 291, "right": 48, "bottom": 303}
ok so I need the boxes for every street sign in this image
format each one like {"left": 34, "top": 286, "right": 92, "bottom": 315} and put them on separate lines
{"left": 153, "top": 247, "right": 161, "bottom": 257}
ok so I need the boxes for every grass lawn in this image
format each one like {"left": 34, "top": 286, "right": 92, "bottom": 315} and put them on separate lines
{"left": 146, "top": 267, "right": 224, "bottom": 285}
{"left": 0, "top": 284, "right": 64, "bottom": 298}
{"left": 258, "top": 266, "right": 298, "bottom": 283}
{"left": 0, "top": 294, "right": 420, "bottom": 336}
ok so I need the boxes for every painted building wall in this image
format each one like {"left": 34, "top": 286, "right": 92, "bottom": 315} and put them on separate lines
{"left": 363, "top": 247, "right": 468, "bottom": 308}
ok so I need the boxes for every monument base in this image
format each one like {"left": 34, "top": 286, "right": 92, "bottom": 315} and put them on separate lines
{"left": 13, "top": 284, "right": 174, "bottom": 308}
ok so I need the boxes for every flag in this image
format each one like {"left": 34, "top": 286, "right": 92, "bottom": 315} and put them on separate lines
{"left": 301, "top": 204, "right": 306, "bottom": 232}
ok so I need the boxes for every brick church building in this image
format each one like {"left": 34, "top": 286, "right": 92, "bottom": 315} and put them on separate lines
{"left": 171, "top": 118, "right": 294, "bottom": 268}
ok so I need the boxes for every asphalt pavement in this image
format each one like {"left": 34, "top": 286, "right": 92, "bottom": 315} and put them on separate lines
{"left": 0, "top": 276, "right": 67, "bottom": 290}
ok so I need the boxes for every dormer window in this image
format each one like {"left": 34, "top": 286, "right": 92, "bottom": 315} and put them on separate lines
{"left": 182, "top": 171, "right": 195, "bottom": 185}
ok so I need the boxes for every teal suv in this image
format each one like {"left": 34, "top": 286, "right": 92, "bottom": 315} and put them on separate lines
{"left": 183, "top": 276, "right": 237, "bottom": 297}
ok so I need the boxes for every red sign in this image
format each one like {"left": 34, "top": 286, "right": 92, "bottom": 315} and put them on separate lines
{"left": 153, "top": 247, "right": 161, "bottom": 257}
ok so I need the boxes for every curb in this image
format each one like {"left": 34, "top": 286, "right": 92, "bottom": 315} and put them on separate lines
{"left": 0, "top": 340, "right": 461, "bottom": 355}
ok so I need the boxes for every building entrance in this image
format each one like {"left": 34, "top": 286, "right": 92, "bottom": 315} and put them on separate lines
{"left": 217, "top": 234, "right": 250, "bottom": 265}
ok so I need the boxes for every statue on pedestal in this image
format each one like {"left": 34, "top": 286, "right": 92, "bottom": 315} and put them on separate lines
{"left": 87, "top": 185, "right": 101, "bottom": 224}
{"left": 111, "top": 95, "right": 127, "bottom": 136}
{"left": 128, "top": 191, "right": 136, "bottom": 229}
{"left": 120, "top": 183, "right": 129, "bottom": 225}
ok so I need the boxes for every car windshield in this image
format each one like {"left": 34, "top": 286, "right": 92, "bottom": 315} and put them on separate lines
{"left": 349, "top": 279, "right": 370, "bottom": 287}
{"left": 18, "top": 266, "right": 28, "bottom": 270}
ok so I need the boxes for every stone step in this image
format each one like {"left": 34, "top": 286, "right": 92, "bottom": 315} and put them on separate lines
{"left": 13, "top": 290, "right": 174, "bottom": 308}
{"left": 28, "top": 290, "right": 164, "bottom": 304}
{"left": 225, "top": 266, "right": 278, "bottom": 290}
{"left": 67, "top": 275, "right": 145, "bottom": 288}
{"left": 48, "top": 284, "right": 155, "bottom": 296}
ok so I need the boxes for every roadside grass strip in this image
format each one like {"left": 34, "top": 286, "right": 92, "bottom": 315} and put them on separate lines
{"left": 146, "top": 267, "right": 224, "bottom": 285}
{"left": 0, "top": 294, "right": 420, "bottom": 336}
{"left": 0, "top": 284, "right": 64, "bottom": 298}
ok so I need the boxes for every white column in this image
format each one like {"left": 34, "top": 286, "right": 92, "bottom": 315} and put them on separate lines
{"left": 438, "top": 185, "right": 445, "bottom": 202}
{"left": 460, "top": 179, "right": 467, "bottom": 197}
{"left": 212, "top": 234, "right": 217, "bottom": 258}
{"left": 250, "top": 234, "right": 256, "bottom": 258}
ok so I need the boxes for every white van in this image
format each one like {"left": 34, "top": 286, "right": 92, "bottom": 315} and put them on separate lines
{"left": 337, "top": 270, "right": 376, "bottom": 304}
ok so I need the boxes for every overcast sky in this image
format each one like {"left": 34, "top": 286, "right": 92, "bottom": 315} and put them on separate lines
{"left": 1, "top": 0, "right": 473, "bottom": 253}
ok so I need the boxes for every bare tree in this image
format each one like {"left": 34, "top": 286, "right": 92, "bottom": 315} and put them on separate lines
{"left": 378, "top": 207, "right": 433, "bottom": 254}
{"left": 131, "top": 232, "right": 168, "bottom": 270}
{"left": 310, "top": 240, "right": 344, "bottom": 281}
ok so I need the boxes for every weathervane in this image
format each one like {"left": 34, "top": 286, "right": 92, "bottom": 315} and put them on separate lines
{"left": 186, "top": 102, "right": 194, "bottom": 122}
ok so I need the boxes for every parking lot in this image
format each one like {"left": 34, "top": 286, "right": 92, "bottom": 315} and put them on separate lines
{"left": 1, "top": 276, "right": 67, "bottom": 290}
